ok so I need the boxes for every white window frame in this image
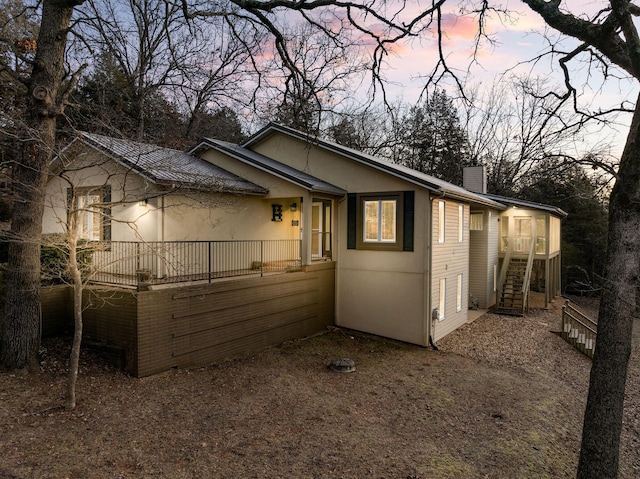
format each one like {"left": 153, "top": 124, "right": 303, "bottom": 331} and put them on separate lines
{"left": 438, "top": 200, "right": 445, "bottom": 243}
{"left": 458, "top": 204, "right": 464, "bottom": 242}
{"left": 363, "top": 199, "right": 397, "bottom": 243}
{"left": 457, "top": 273, "right": 463, "bottom": 312}
{"left": 439, "top": 278, "right": 446, "bottom": 321}
{"left": 77, "top": 192, "right": 102, "bottom": 241}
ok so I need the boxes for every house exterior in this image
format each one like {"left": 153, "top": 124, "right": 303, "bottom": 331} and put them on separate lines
{"left": 41, "top": 125, "right": 566, "bottom": 375}
{"left": 191, "top": 125, "right": 510, "bottom": 345}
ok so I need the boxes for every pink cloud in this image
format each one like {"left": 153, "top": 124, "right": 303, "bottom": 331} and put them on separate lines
{"left": 439, "top": 13, "right": 480, "bottom": 41}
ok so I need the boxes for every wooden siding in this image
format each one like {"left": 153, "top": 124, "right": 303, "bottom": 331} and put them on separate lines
{"left": 431, "top": 200, "right": 469, "bottom": 342}
{"left": 82, "top": 288, "right": 139, "bottom": 372}
{"left": 41, "top": 285, "right": 72, "bottom": 336}
{"left": 469, "top": 210, "right": 489, "bottom": 309}
{"left": 137, "top": 263, "right": 334, "bottom": 376}
{"left": 41, "top": 264, "right": 335, "bottom": 377}
{"left": 468, "top": 209, "right": 499, "bottom": 310}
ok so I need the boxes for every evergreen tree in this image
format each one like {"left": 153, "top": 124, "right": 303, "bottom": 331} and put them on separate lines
{"left": 398, "top": 90, "right": 470, "bottom": 185}
{"left": 274, "top": 85, "right": 320, "bottom": 135}
{"left": 66, "top": 51, "right": 183, "bottom": 145}
{"left": 186, "top": 107, "right": 247, "bottom": 145}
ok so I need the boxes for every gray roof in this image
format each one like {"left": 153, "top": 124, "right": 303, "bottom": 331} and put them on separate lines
{"left": 56, "top": 132, "right": 268, "bottom": 195}
{"left": 192, "top": 138, "right": 347, "bottom": 197}
{"left": 243, "top": 123, "right": 505, "bottom": 209}
{"left": 480, "top": 193, "right": 568, "bottom": 218}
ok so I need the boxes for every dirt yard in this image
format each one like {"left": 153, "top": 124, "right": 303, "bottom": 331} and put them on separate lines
{"left": 0, "top": 295, "right": 638, "bottom": 479}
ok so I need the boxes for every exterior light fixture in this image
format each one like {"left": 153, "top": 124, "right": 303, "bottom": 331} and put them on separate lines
{"left": 290, "top": 202, "right": 297, "bottom": 212}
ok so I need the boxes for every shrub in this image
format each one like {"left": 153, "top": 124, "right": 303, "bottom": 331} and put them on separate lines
{"left": 41, "top": 234, "right": 94, "bottom": 284}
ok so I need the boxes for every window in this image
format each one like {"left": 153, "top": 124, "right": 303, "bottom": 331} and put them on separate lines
{"left": 536, "top": 216, "right": 546, "bottom": 254}
{"left": 470, "top": 212, "right": 483, "bottom": 231}
{"left": 348, "top": 192, "right": 414, "bottom": 251}
{"left": 458, "top": 204, "right": 464, "bottom": 242}
{"left": 439, "top": 278, "right": 446, "bottom": 320}
{"left": 457, "top": 274, "right": 463, "bottom": 312}
{"left": 501, "top": 216, "right": 509, "bottom": 252}
{"left": 78, "top": 193, "right": 102, "bottom": 240}
{"left": 68, "top": 186, "right": 111, "bottom": 241}
{"left": 364, "top": 199, "right": 396, "bottom": 243}
{"left": 438, "top": 200, "right": 445, "bottom": 243}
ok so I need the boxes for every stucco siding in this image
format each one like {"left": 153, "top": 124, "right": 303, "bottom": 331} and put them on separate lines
{"left": 44, "top": 144, "right": 149, "bottom": 238}
{"left": 336, "top": 268, "right": 425, "bottom": 344}
{"left": 249, "top": 134, "right": 414, "bottom": 193}
{"left": 159, "top": 195, "right": 301, "bottom": 242}
{"left": 431, "top": 200, "right": 469, "bottom": 342}
{"left": 198, "top": 149, "right": 306, "bottom": 199}
{"left": 334, "top": 188, "right": 430, "bottom": 346}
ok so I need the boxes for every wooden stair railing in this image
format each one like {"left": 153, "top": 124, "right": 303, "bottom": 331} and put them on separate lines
{"left": 561, "top": 300, "right": 597, "bottom": 359}
{"left": 495, "top": 258, "right": 528, "bottom": 315}
{"left": 495, "top": 222, "right": 536, "bottom": 317}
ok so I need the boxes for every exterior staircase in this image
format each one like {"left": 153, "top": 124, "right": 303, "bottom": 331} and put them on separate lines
{"left": 561, "top": 300, "right": 597, "bottom": 359}
{"left": 494, "top": 257, "right": 529, "bottom": 316}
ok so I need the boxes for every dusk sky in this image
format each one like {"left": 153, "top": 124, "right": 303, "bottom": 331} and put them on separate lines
{"left": 369, "top": 1, "right": 638, "bottom": 158}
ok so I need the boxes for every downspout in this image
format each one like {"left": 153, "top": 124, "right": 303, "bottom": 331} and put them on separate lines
{"left": 334, "top": 194, "right": 347, "bottom": 328}
{"left": 427, "top": 192, "right": 445, "bottom": 350}
{"left": 161, "top": 195, "right": 165, "bottom": 242}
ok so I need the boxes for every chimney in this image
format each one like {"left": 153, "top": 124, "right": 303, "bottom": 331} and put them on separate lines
{"left": 463, "top": 166, "right": 487, "bottom": 194}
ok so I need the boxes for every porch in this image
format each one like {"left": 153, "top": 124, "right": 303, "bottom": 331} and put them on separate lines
{"left": 85, "top": 239, "right": 315, "bottom": 288}
{"left": 42, "top": 261, "right": 336, "bottom": 377}
{"left": 495, "top": 210, "right": 563, "bottom": 315}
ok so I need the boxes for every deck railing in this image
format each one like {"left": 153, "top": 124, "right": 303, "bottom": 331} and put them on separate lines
{"left": 561, "top": 300, "right": 597, "bottom": 359}
{"left": 87, "top": 239, "right": 302, "bottom": 287}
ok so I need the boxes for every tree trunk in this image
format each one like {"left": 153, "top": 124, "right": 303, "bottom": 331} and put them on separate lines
{"left": 577, "top": 94, "right": 640, "bottom": 478}
{"left": 67, "top": 236, "right": 83, "bottom": 410}
{"left": 0, "top": 0, "right": 78, "bottom": 369}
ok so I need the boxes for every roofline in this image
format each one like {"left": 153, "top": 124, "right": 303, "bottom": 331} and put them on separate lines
{"left": 193, "top": 138, "right": 347, "bottom": 197}
{"left": 482, "top": 193, "right": 568, "bottom": 218}
{"left": 243, "top": 123, "right": 504, "bottom": 209}
{"left": 73, "top": 133, "right": 164, "bottom": 185}
{"left": 55, "top": 133, "right": 268, "bottom": 195}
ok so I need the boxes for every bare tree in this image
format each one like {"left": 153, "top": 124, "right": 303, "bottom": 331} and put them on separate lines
{"left": 0, "top": 0, "right": 440, "bottom": 371}
{"left": 73, "top": 0, "right": 194, "bottom": 141}
{"left": 0, "top": 0, "right": 84, "bottom": 369}
{"left": 255, "top": 22, "right": 369, "bottom": 133}
{"left": 4, "top": 0, "right": 635, "bottom": 474}
{"left": 461, "top": 75, "right": 617, "bottom": 196}
{"left": 497, "top": 3, "right": 640, "bottom": 476}
{"left": 44, "top": 132, "right": 251, "bottom": 408}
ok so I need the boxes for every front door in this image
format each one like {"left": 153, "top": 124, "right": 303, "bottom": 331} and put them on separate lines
{"left": 311, "top": 202, "right": 323, "bottom": 259}
{"left": 513, "top": 216, "right": 532, "bottom": 253}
